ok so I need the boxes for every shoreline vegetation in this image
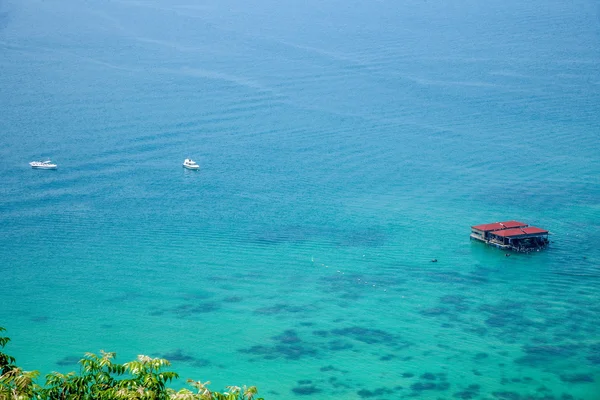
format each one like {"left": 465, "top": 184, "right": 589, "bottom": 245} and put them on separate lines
{"left": 0, "top": 327, "right": 264, "bottom": 400}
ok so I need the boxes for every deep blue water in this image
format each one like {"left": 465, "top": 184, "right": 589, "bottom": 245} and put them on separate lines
{"left": 1, "top": 0, "right": 599, "bottom": 399}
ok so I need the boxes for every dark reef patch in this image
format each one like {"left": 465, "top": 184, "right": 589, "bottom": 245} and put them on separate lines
{"left": 243, "top": 325, "right": 409, "bottom": 362}
{"left": 536, "top": 385, "right": 552, "bottom": 395}
{"left": 192, "top": 359, "right": 211, "bottom": 368}
{"left": 239, "top": 329, "right": 319, "bottom": 360}
{"left": 338, "top": 228, "right": 388, "bottom": 248}
{"left": 318, "top": 274, "right": 366, "bottom": 303}
{"left": 339, "top": 292, "right": 362, "bottom": 301}
{"left": 254, "top": 303, "right": 311, "bottom": 315}
{"left": 175, "top": 302, "right": 220, "bottom": 315}
{"left": 248, "top": 224, "right": 317, "bottom": 246}
{"left": 151, "top": 302, "right": 220, "bottom": 318}
{"left": 330, "top": 326, "right": 403, "bottom": 347}
{"left": 587, "top": 343, "right": 600, "bottom": 365}
{"left": 181, "top": 291, "right": 213, "bottom": 301}
{"left": 419, "top": 307, "right": 453, "bottom": 317}
{"left": 357, "top": 387, "right": 394, "bottom": 398}
{"left": 161, "top": 349, "right": 195, "bottom": 362}
{"left": 273, "top": 329, "right": 302, "bottom": 344}
{"left": 453, "top": 384, "right": 481, "bottom": 399}
{"left": 410, "top": 382, "right": 437, "bottom": 391}
{"left": 158, "top": 349, "right": 211, "bottom": 367}
{"left": 0, "top": 9, "right": 9, "bottom": 32}
{"left": 440, "top": 295, "right": 470, "bottom": 312}
{"left": 223, "top": 296, "right": 243, "bottom": 303}
{"left": 240, "top": 343, "right": 318, "bottom": 361}
{"left": 325, "top": 339, "right": 353, "bottom": 351}
{"left": 559, "top": 373, "right": 594, "bottom": 383}
{"left": 409, "top": 372, "right": 449, "bottom": 392}
{"left": 418, "top": 294, "right": 472, "bottom": 325}
{"left": 492, "top": 391, "right": 521, "bottom": 400}
{"left": 56, "top": 355, "right": 81, "bottom": 366}
{"left": 291, "top": 385, "right": 321, "bottom": 395}
{"left": 515, "top": 344, "right": 579, "bottom": 366}
{"left": 465, "top": 326, "right": 488, "bottom": 336}
{"left": 328, "top": 376, "right": 352, "bottom": 389}
{"left": 454, "top": 390, "right": 477, "bottom": 399}
{"left": 475, "top": 300, "right": 558, "bottom": 342}
{"left": 440, "top": 295, "right": 468, "bottom": 304}
{"left": 424, "top": 270, "right": 489, "bottom": 285}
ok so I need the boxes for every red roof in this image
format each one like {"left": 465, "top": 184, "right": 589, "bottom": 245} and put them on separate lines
{"left": 472, "top": 222, "right": 504, "bottom": 231}
{"left": 500, "top": 220, "right": 529, "bottom": 229}
{"left": 471, "top": 220, "right": 528, "bottom": 232}
{"left": 522, "top": 226, "right": 548, "bottom": 235}
{"left": 491, "top": 228, "right": 526, "bottom": 237}
{"left": 491, "top": 227, "right": 548, "bottom": 238}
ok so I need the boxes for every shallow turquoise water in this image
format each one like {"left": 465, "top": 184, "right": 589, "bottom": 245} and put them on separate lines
{"left": 1, "top": 1, "right": 599, "bottom": 399}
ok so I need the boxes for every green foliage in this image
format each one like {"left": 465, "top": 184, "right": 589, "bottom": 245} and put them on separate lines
{"left": 169, "top": 381, "right": 261, "bottom": 400}
{"left": 0, "top": 327, "right": 264, "bottom": 400}
{"left": 41, "top": 351, "right": 178, "bottom": 399}
{"left": 1, "top": 327, "right": 41, "bottom": 399}
{"left": 1, "top": 327, "right": 16, "bottom": 374}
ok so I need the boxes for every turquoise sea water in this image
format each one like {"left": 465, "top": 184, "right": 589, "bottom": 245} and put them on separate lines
{"left": 1, "top": 0, "right": 599, "bottom": 399}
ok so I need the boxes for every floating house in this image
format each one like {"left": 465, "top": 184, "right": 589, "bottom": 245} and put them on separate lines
{"left": 471, "top": 220, "right": 549, "bottom": 252}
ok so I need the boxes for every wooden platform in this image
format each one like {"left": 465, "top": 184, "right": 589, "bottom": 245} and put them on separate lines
{"left": 470, "top": 221, "right": 549, "bottom": 252}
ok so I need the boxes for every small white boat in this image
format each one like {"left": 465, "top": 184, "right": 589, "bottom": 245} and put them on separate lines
{"left": 182, "top": 158, "right": 199, "bottom": 170}
{"left": 29, "top": 160, "right": 57, "bottom": 170}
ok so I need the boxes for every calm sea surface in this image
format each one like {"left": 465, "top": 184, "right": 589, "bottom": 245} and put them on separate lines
{"left": 1, "top": 1, "right": 599, "bottom": 399}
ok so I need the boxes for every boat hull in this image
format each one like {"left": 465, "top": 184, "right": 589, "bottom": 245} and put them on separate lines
{"left": 30, "top": 164, "right": 57, "bottom": 170}
{"left": 183, "top": 164, "right": 199, "bottom": 170}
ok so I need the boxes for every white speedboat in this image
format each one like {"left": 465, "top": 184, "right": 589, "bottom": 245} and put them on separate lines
{"left": 29, "top": 160, "right": 57, "bottom": 170}
{"left": 182, "top": 158, "right": 199, "bottom": 170}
